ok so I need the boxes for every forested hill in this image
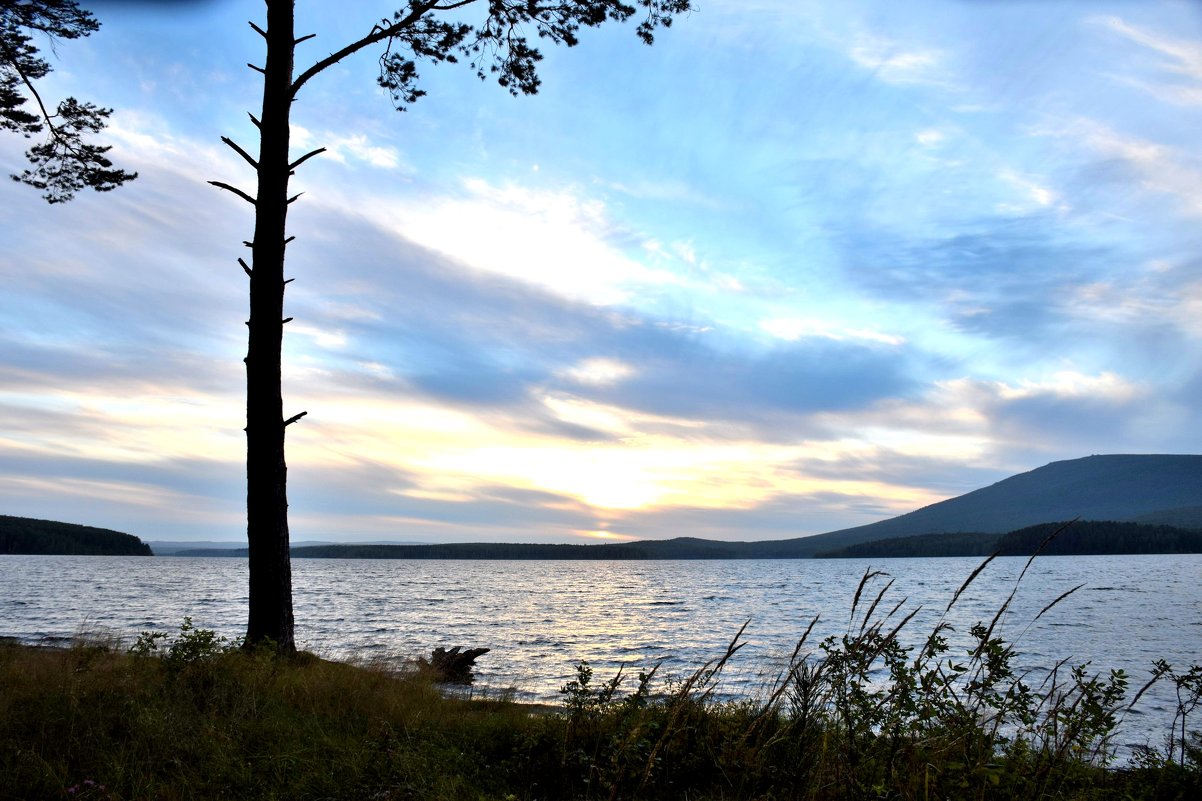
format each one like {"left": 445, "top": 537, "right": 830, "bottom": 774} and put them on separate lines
{"left": 816, "top": 520, "right": 1202, "bottom": 558}
{"left": 0, "top": 515, "right": 153, "bottom": 556}
{"left": 994, "top": 520, "right": 1202, "bottom": 556}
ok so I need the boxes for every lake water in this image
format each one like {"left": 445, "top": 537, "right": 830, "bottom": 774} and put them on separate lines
{"left": 2, "top": 554, "right": 1199, "bottom": 757}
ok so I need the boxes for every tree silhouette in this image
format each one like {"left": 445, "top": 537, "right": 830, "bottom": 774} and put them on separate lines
{"left": 1, "top": 0, "right": 136, "bottom": 203}
{"left": 212, "top": 0, "right": 692, "bottom": 651}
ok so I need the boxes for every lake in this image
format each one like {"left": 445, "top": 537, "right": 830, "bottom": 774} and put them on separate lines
{"left": 2, "top": 553, "right": 1199, "bottom": 757}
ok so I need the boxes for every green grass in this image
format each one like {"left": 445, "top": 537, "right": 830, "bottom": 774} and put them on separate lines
{"left": 2, "top": 563, "right": 1200, "bottom": 800}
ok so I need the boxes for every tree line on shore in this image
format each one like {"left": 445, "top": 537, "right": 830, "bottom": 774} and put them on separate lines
{"left": 5, "top": 514, "right": 1201, "bottom": 559}
{"left": 166, "top": 519, "right": 1202, "bottom": 559}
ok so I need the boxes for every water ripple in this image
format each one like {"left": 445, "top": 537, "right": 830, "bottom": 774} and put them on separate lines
{"left": 0, "top": 553, "right": 1197, "bottom": 754}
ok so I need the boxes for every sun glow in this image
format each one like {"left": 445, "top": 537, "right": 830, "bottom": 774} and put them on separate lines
{"left": 576, "top": 529, "right": 636, "bottom": 542}
{"left": 293, "top": 397, "right": 946, "bottom": 516}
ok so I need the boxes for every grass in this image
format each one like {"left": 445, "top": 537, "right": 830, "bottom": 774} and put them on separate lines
{"left": 2, "top": 560, "right": 1200, "bottom": 800}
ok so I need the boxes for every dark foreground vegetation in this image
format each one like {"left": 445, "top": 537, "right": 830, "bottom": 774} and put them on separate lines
{"left": 0, "top": 515, "right": 151, "bottom": 556}
{"left": 3, "top": 562, "right": 1200, "bottom": 801}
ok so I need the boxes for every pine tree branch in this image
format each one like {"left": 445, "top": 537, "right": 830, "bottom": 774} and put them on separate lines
{"left": 288, "top": 147, "right": 326, "bottom": 171}
{"left": 5, "top": 45, "right": 55, "bottom": 134}
{"left": 291, "top": 0, "right": 444, "bottom": 96}
{"left": 3, "top": 32, "right": 136, "bottom": 202}
{"left": 221, "top": 136, "right": 259, "bottom": 169}
{"left": 208, "top": 180, "right": 257, "bottom": 205}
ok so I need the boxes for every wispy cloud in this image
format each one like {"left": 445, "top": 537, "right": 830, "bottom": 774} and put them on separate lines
{"left": 915, "top": 128, "right": 947, "bottom": 147}
{"left": 292, "top": 125, "right": 408, "bottom": 170}
{"left": 558, "top": 358, "right": 636, "bottom": 387}
{"left": 1093, "top": 15, "right": 1202, "bottom": 106}
{"left": 1044, "top": 118, "right": 1202, "bottom": 218}
{"left": 759, "top": 317, "right": 905, "bottom": 347}
{"left": 847, "top": 33, "right": 954, "bottom": 88}
{"left": 996, "top": 169, "right": 1066, "bottom": 215}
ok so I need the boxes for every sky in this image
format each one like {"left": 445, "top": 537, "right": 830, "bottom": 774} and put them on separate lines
{"left": 2, "top": 0, "right": 1201, "bottom": 545}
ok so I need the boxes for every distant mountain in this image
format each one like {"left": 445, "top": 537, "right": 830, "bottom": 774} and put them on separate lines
{"left": 772, "top": 454, "right": 1202, "bottom": 556}
{"left": 0, "top": 515, "right": 152, "bottom": 556}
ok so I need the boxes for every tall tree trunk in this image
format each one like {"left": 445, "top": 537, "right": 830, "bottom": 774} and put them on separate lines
{"left": 244, "top": 0, "right": 296, "bottom": 651}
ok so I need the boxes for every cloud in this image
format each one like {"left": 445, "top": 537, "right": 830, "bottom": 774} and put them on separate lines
{"left": 847, "top": 33, "right": 954, "bottom": 88}
{"left": 291, "top": 125, "right": 407, "bottom": 170}
{"left": 342, "top": 178, "right": 678, "bottom": 307}
{"left": 915, "top": 128, "right": 947, "bottom": 147}
{"left": 787, "top": 364, "right": 1202, "bottom": 507}
{"left": 604, "top": 470, "right": 955, "bottom": 541}
{"left": 907, "top": 371, "right": 1197, "bottom": 460}
{"left": 1063, "top": 257, "right": 1202, "bottom": 353}
{"left": 996, "top": 169, "right": 1066, "bottom": 214}
{"left": 833, "top": 215, "right": 1111, "bottom": 349}
{"left": 558, "top": 358, "right": 636, "bottom": 387}
{"left": 997, "top": 370, "right": 1139, "bottom": 403}
{"left": 586, "top": 338, "right": 921, "bottom": 427}
{"left": 759, "top": 317, "right": 905, "bottom": 347}
{"left": 0, "top": 450, "right": 245, "bottom": 541}
{"left": 1047, "top": 119, "right": 1202, "bottom": 219}
{"left": 274, "top": 197, "right": 924, "bottom": 430}
{"left": 279, "top": 373, "right": 880, "bottom": 524}
{"left": 1093, "top": 16, "right": 1202, "bottom": 106}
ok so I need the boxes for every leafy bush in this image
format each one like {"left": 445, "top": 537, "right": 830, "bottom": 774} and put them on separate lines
{"left": 129, "top": 616, "right": 238, "bottom": 672}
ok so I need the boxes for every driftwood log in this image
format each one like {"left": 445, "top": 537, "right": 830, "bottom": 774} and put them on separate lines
{"left": 420, "top": 646, "right": 490, "bottom": 684}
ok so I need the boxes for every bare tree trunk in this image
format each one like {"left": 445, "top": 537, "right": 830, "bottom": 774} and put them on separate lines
{"left": 244, "top": 0, "right": 296, "bottom": 651}
{"left": 224, "top": 0, "right": 688, "bottom": 652}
